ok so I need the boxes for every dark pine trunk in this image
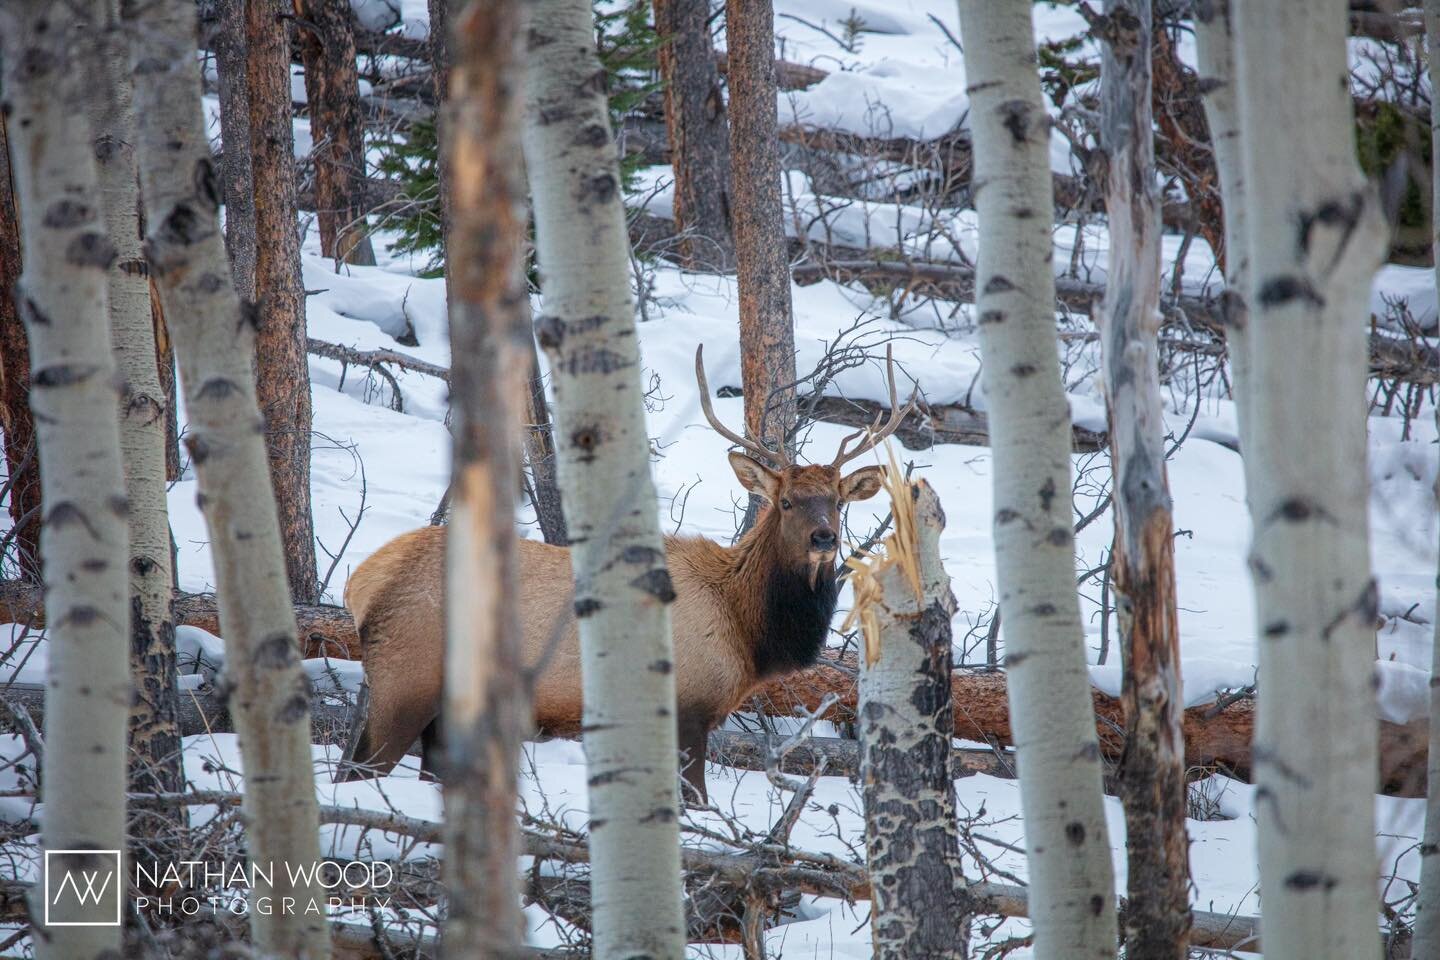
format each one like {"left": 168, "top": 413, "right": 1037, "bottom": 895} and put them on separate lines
{"left": 212, "top": 0, "right": 257, "bottom": 299}
{"left": 295, "top": 0, "right": 377, "bottom": 266}
{"left": 0, "top": 115, "right": 40, "bottom": 584}
{"left": 724, "top": 0, "right": 796, "bottom": 464}
{"left": 247, "top": 0, "right": 319, "bottom": 603}
{"left": 653, "top": 0, "right": 734, "bottom": 270}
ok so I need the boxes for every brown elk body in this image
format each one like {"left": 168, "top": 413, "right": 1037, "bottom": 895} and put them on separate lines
{"left": 339, "top": 347, "right": 916, "bottom": 800}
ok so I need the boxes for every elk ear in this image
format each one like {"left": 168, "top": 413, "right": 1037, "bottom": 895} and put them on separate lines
{"left": 839, "top": 466, "right": 884, "bottom": 503}
{"left": 728, "top": 452, "right": 781, "bottom": 502}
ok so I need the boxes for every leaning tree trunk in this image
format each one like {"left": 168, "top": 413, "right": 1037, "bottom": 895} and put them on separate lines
{"left": 440, "top": 2, "right": 532, "bottom": 955}
{"left": 211, "top": 0, "right": 256, "bottom": 299}
{"left": 725, "top": 0, "right": 797, "bottom": 467}
{"left": 653, "top": 0, "right": 734, "bottom": 270}
{"left": 522, "top": 340, "right": 569, "bottom": 545}
{"left": 1233, "top": 1, "right": 1385, "bottom": 956}
{"left": 247, "top": 0, "right": 319, "bottom": 604}
{"left": 86, "top": 0, "right": 186, "bottom": 815}
{"left": 0, "top": 113, "right": 41, "bottom": 584}
{"left": 295, "top": 0, "right": 377, "bottom": 266}
{"left": 1193, "top": 0, "right": 1253, "bottom": 468}
{"left": 856, "top": 478, "right": 972, "bottom": 959}
{"left": 125, "top": 0, "right": 331, "bottom": 955}
{"left": 1096, "top": 3, "right": 1189, "bottom": 956}
{"left": 0, "top": 5, "right": 130, "bottom": 958}
{"left": 954, "top": 3, "right": 1118, "bottom": 958}
{"left": 521, "top": 0, "right": 687, "bottom": 955}
{"left": 1414, "top": 2, "right": 1440, "bottom": 954}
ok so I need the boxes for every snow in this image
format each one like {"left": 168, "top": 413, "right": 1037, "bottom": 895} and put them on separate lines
{"left": 3, "top": 1, "right": 1439, "bottom": 955}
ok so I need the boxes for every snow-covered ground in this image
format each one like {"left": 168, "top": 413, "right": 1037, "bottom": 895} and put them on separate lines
{"left": 3, "top": 0, "right": 1439, "bottom": 955}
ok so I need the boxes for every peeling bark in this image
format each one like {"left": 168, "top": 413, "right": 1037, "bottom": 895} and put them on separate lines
{"left": 295, "top": 0, "right": 377, "bottom": 266}
{"left": 954, "top": 3, "right": 1118, "bottom": 957}
{"left": 247, "top": 0, "right": 319, "bottom": 604}
{"left": 857, "top": 480, "right": 971, "bottom": 959}
{"left": 1233, "top": 2, "right": 1386, "bottom": 955}
{"left": 522, "top": 0, "right": 686, "bottom": 954}
{"left": 441, "top": 2, "right": 531, "bottom": 955}
{"left": 1097, "top": 2, "right": 1190, "bottom": 956}
{"left": 125, "top": 0, "right": 330, "bottom": 954}
{"left": 0, "top": 5, "right": 131, "bottom": 956}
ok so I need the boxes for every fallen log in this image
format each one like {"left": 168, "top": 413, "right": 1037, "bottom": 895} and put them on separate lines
{"left": 793, "top": 258, "right": 1440, "bottom": 387}
{"left": 0, "top": 579, "right": 356, "bottom": 660}
{"left": 756, "top": 650, "right": 1430, "bottom": 797}
{"left": 2, "top": 581, "right": 1425, "bottom": 795}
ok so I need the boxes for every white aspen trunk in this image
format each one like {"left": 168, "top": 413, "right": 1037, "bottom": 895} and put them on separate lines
{"left": 441, "top": 2, "right": 531, "bottom": 955}
{"left": 87, "top": 0, "right": 185, "bottom": 808}
{"left": 123, "top": 1, "right": 331, "bottom": 956}
{"left": 953, "top": 4, "right": 1118, "bottom": 957}
{"left": 1414, "top": 2, "right": 1440, "bottom": 953}
{"left": 856, "top": 478, "right": 970, "bottom": 959}
{"left": 522, "top": 0, "right": 687, "bottom": 955}
{"left": 0, "top": 5, "right": 129, "bottom": 957}
{"left": 1096, "top": 3, "right": 1190, "bottom": 955}
{"left": 1192, "top": 0, "right": 1253, "bottom": 465}
{"left": 1233, "top": 2, "right": 1385, "bottom": 955}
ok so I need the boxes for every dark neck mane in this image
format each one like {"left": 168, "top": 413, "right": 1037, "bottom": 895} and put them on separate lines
{"left": 727, "top": 506, "right": 838, "bottom": 680}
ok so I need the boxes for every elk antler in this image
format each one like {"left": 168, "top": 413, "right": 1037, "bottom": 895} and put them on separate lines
{"left": 830, "top": 345, "right": 918, "bottom": 469}
{"left": 695, "top": 345, "right": 793, "bottom": 467}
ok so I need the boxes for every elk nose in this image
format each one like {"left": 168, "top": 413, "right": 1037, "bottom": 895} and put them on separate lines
{"left": 810, "top": 529, "right": 837, "bottom": 551}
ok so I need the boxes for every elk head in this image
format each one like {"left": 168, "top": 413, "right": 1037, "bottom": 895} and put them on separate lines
{"left": 695, "top": 344, "right": 918, "bottom": 587}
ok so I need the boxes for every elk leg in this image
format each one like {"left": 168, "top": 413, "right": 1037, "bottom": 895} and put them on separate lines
{"left": 677, "top": 714, "right": 710, "bottom": 805}
{"left": 419, "top": 715, "right": 443, "bottom": 781}
{"left": 339, "top": 682, "right": 437, "bottom": 780}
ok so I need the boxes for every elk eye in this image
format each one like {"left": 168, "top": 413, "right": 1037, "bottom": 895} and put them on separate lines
{"left": 780, "top": 498, "right": 792, "bottom": 510}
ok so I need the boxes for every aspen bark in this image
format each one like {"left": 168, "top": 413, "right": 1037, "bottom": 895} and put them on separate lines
{"left": 654, "top": 0, "right": 734, "bottom": 269}
{"left": 295, "top": 0, "right": 377, "bottom": 266}
{"left": 125, "top": 0, "right": 331, "bottom": 955}
{"left": 522, "top": 0, "right": 687, "bottom": 954}
{"left": 441, "top": 1, "right": 531, "bottom": 954}
{"left": 725, "top": 0, "right": 797, "bottom": 462}
{"left": 86, "top": 0, "right": 186, "bottom": 808}
{"left": 0, "top": 114, "right": 41, "bottom": 583}
{"left": 0, "top": 5, "right": 130, "bottom": 958}
{"left": 212, "top": 0, "right": 257, "bottom": 299}
{"left": 1233, "top": 2, "right": 1385, "bottom": 956}
{"left": 857, "top": 479, "right": 970, "bottom": 959}
{"left": 1096, "top": 3, "right": 1189, "bottom": 955}
{"left": 1414, "top": 2, "right": 1440, "bottom": 953}
{"left": 1193, "top": 0, "right": 1252, "bottom": 466}
{"left": 247, "top": 0, "right": 319, "bottom": 603}
{"left": 954, "top": 3, "right": 1117, "bottom": 957}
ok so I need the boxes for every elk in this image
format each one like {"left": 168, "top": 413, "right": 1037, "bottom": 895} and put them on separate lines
{"left": 338, "top": 345, "right": 917, "bottom": 800}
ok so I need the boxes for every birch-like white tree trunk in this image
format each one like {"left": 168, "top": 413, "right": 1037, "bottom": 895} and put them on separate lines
{"left": 1413, "top": 2, "right": 1440, "bottom": 953}
{"left": 857, "top": 479, "right": 970, "bottom": 959}
{"left": 1192, "top": 0, "right": 1252, "bottom": 465}
{"left": 87, "top": 0, "right": 185, "bottom": 811}
{"left": 0, "top": 5, "right": 129, "bottom": 957}
{"left": 1233, "top": 2, "right": 1385, "bottom": 955}
{"left": 522, "top": 0, "right": 686, "bottom": 954}
{"left": 954, "top": 4, "right": 1117, "bottom": 957}
{"left": 123, "top": 1, "right": 331, "bottom": 956}
{"left": 1096, "top": 3, "right": 1189, "bottom": 955}
{"left": 441, "top": 2, "right": 531, "bottom": 955}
